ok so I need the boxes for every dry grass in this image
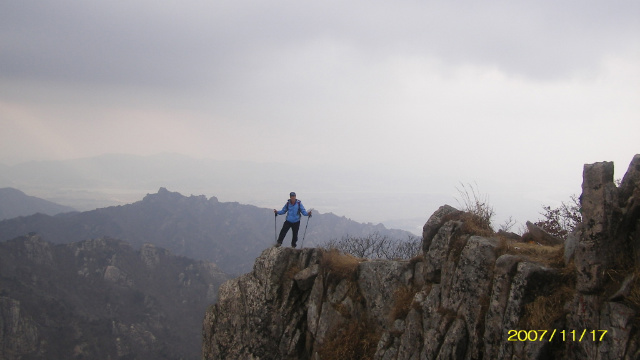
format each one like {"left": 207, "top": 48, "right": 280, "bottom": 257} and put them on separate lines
{"left": 389, "top": 285, "right": 418, "bottom": 321}
{"left": 321, "top": 248, "right": 361, "bottom": 281}
{"left": 521, "top": 263, "right": 576, "bottom": 330}
{"left": 496, "top": 238, "right": 564, "bottom": 267}
{"left": 459, "top": 215, "right": 494, "bottom": 238}
{"left": 521, "top": 285, "right": 574, "bottom": 330}
{"left": 441, "top": 212, "right": 494, "bottom": 238}
{"left": 319, "top": 319, "right": 380, "bottom": 360}
{"left": 495, "top": 236, "right": 511, "bottom": 257}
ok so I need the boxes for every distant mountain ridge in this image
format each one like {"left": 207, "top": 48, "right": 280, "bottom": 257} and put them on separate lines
{"left": 0, "top": 187, "right": 76, "bottom": 220}
{"left": 0, "top": 188, "right": 414, "bottom": 275}
{"left": 0, "top": 153, "right": 337, "bottom": 211}
{"left": 0, "top": 234, "right": 229, "bottom": 359}
{"left": 0, "top": 153, "right": 446, "bottom": 234}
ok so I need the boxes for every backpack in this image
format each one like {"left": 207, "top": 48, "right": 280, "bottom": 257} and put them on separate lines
{"left": 285, "top": 200, "right": 302, "bottom": 216}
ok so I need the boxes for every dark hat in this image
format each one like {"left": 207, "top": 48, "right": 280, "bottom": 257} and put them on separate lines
{"left": 290, "top": 192, "right": 296, "bottom": 197}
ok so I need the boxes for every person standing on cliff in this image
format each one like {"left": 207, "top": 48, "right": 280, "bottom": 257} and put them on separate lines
{"left": 273, "top": 192, "right": 312, "bottom": 248}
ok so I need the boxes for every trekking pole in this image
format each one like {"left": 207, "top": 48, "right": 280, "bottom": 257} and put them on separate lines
{"left": 301, "top": 210, "right": 313, "bottom": 248}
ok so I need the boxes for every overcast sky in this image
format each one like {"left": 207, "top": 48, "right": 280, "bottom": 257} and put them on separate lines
{"left": 1, "top": 1, "right": 638, "bottom": 231}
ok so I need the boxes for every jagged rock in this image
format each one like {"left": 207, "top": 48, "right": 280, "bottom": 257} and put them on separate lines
{"left": 618, "top": 154, "right": 640, "bottom": 204}
{"left": 494, "top": 262, "right": 560, "bottom": 359}
{"left": 203, "top": 154, "right": 640, "bottom": 360}
{"left": 422, "top": 204, "right": 461, "bottom": 253}
{"left": 395, "top": 309, "right": 422, "bottom": 360}
{"left": 294, "top": 264, "right": 320, "bottom": 291}
{"left": 597, "top": 301, "right": 636, "bottom": 360}
{"left": 423, "top": 220, "right": 460, "bottom": 283}
{"left": 203, "top": 247, "right": 324, "bottom": 359}
{"left": 483, "top": 254, "right": 521, "bottom": 359}
{"left": 564, "top": 231, "right": 578, "bottom": 264}
{"left": 21, "top": 236, "right": 54, "bottom": 266}
{"left": 140, "top": 243, "right": 165, "bottom": 269}
{"left": 439, "top": 236, "right": 498, "bottom": 359}
{"left": 437, "top": 317, "right": 468, "bottom": 360}
{"left": 525, "top": 221, "right": 563, "bottom": 245}
{"left": 0, "top": 297, "right": 40, "bottom": 358}
{"left": 609, "top": 273, "right": 635, "bottom": 301}
{"left": 103, "top": 265, "right": 132, "bottom": 286}
{"left": 357, "top": 260, "right": 413, "bottom": 328}
{"left": 574, "top": 161, "right": 621, "bottom": 293}
{"left": 619, "top": 154, "right": 640, "bottom": 267}
{"left": 565, "top": 155, "right": 640, "bottom": 359}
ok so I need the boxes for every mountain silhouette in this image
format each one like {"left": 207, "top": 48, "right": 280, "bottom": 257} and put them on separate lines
{"left": 0, "top": 188, "right": 414, "bottom": 275}
{"left": 0, "top": 187, "right": 75, "bottom": 220}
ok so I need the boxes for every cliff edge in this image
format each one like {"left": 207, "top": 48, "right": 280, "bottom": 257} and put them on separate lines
{"left": 202, "top": 155, "right": 640, "bottom": 360}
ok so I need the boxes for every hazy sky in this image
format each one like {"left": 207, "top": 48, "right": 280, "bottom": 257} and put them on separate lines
{"left": 1, "top": 1, "right": 638, "bottom": 231}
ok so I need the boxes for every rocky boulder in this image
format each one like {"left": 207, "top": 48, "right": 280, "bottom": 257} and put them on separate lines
{"left": 525, "top": 221, "right": 563, "bottom": 246}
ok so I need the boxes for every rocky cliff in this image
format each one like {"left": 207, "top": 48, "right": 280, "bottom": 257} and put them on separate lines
{"left": 202, "top": 155, "right": 640, "bottom": 359}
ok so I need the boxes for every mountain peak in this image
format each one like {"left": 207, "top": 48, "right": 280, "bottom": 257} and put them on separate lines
{"left": 0, "top": 187, "right": 75, "bottom": 220}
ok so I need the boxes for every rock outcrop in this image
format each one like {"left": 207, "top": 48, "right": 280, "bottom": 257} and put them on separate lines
{"left": 203, "top": 155, "right": 640, "bottom": 359}
{"left": 525, "top": 221, "right": 563, "bottom": 246}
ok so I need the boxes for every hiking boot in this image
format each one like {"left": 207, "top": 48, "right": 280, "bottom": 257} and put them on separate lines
{"left": 292, "top": 245, "right": 296, "bottom": 249}
{"left": 275, "top": 242, "right": 282, "bottom": 248}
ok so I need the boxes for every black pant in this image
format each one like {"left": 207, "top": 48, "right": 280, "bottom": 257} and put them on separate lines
{"left": 277, "top": 220, "right": 301, "bottom": 247}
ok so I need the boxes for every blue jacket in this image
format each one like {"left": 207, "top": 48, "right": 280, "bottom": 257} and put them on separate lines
{"left": 277, "top": 200, "right": 309, "bottom": 223}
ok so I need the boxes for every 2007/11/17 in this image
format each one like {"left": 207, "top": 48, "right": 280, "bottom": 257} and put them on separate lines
{"left": 507, "top": 329, "right": 608, "bottom": 342}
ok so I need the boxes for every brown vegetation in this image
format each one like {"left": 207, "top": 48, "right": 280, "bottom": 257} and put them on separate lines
{"left": 389, "top": 285, "right": 418, "bottom": 321}
{"left": 441, "top": 211, "right": 494, "bottom": 238}
{"left": 522, "top": 285, "right": 574, "bottom": 330}
{"left": 320, "top": 248, "right": 362, "bottom": 281}
{"left": 323, "top": 232, "right": 421, "bottom": 260}
{"left": 521, "top": 263, "right": 576, "bottom": 330}
{"left": 496, "top": 237, "right": 565, "bottom": 268}
{"left": 534, "top": 194, "right": 582, "bottom": 240}
{"left": 455, "top": 182, "right": 495, "bottom": 228}
{"left": 319, "top": 319, "right": 380, "bottom": 360}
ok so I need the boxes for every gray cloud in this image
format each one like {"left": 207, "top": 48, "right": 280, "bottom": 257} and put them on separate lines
{"left": 2, "top": 0, "right": 638, "bottom": 91}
